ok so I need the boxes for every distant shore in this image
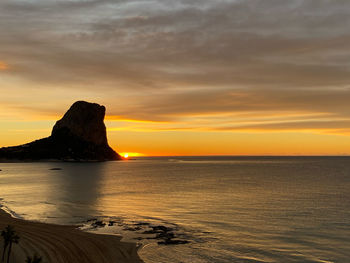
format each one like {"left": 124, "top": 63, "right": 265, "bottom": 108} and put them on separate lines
{"left": 0, "top": 208, "right": 143, "bottom": 263}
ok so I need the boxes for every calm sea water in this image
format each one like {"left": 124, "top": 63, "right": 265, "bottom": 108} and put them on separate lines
{"left": 0, "top": 156, "right": 350, "bottom": 263}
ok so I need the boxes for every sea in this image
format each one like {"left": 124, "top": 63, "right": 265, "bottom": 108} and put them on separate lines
{"left": 0, "top": 156, "right": 349, "bottom": 263}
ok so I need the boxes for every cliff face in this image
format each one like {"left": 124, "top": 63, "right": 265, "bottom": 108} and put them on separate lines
{"left": 0, "top": 101, "right": 121, "bottom": 161}
{"left": 52, "top": 101, "right": 108, "bottom": 146}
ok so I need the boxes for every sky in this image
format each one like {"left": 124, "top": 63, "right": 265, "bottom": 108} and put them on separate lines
{"left": 1, "top": 0, "right": 350, "bottom": 156}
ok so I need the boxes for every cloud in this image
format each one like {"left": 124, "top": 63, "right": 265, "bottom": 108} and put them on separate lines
{"left": 1, "top": 0, "right": 350, "bottom": 88}
{"left": 107, "top": 87, "right": 350, "bottom": 120}
{"left": 0, "top": 61, "right": 9, "bottom": 70}
{"left": 1, "top": 0, "right": 350, "bottom": 134}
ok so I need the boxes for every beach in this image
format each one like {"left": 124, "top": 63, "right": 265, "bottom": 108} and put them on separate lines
{"left": 0, "top": 209, "right": 143, "bottom": 263}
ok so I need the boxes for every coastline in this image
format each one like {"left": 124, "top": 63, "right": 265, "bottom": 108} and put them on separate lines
{"left": 0, "top": 208, "right": 144, "bottom": 263}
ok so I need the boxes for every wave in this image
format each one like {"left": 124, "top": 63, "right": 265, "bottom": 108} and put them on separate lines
{"left": 0, "top": 200, "right": 24, "bottom": 220}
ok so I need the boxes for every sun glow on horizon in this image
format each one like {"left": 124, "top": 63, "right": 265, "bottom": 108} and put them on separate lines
{"left": 120, "top": 152, "right": 144, "bottom": 158}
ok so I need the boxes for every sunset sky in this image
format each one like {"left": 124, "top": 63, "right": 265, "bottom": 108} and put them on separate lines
{"left": 1, "top": 0, "right": 350, "bottom": 156}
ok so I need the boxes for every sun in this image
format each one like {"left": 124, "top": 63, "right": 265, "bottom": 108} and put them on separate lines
{"left": 120, "top": 152, "right": 144, "bottom": 159}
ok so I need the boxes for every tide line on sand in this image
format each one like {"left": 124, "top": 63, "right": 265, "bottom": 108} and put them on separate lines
{"left": 0, "top": 209, "right": 144, "bottom": 263}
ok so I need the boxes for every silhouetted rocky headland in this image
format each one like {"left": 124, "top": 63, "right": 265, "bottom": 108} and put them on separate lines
{"left": 0, "top": 101, "right": 121, "bottom": 161}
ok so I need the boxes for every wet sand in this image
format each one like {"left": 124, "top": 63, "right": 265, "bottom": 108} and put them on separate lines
{"left": 0, "top": 209, "right": 143, "bottom": 263}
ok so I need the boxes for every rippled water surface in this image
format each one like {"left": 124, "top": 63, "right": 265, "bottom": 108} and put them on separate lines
{"left": 0, "top": 156, "right": 350, "bottom": 262}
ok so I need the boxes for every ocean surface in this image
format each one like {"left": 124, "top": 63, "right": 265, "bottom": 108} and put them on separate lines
{"left": 0, "top": 156, "right": 350, "bottom": 263}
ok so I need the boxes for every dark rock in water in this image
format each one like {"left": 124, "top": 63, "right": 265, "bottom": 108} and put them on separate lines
{"left": 50, "top": 168, "right": 62, "bottom": 170}
{"left": 156, "top": 231, "right": 175, "bottom": 239}
{"left": 91, "top": 220, "right": 106, "bottom": 228}
{"left": 142, "top": 224, "right": 186, "bottom": 244}
{"left": 0, "top": 101, "right": 121, "bottom": 161}
{"left": 142, "top": 225, "right": 173, "bottom": 235}
{"left": 152, "top": 225, "right": 173, "bottom": 232}
{"left": 108, "top": 221, "right": 116, "bottom": 226}
{"left": 134, "top": 222, "right": 150, "bottom": 226}
{"left": 158, "top": 239, "right": 189, "bottom": 245}
{"left": 123, "top": 226, "right": 142, "bottom": 231}
{"left": 0, "top": 169, "right": 2, "bottom": 171}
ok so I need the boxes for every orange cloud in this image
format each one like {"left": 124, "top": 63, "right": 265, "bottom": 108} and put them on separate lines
{"left": 0, "top": 61, "right": 9, "bottom": 70}
{"left": 106, "top": 115, "right": 169, "bottom": 124}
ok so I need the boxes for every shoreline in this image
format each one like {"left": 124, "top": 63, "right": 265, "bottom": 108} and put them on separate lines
{"left": 0, "top": 208, "right": 144, "bottom": 263}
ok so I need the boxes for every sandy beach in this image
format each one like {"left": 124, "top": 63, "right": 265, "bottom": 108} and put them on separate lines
{"left": 0, "top": 209, "right": 143, "bottom": 263}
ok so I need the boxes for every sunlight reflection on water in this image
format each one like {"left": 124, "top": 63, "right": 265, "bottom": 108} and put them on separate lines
{"left": 0, "top": 156, "right": 349, "bottom": 262}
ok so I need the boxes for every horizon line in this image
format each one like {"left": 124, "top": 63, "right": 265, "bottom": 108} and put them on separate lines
{"left": 134, "top": 154, "right": 350, "bottom": 157}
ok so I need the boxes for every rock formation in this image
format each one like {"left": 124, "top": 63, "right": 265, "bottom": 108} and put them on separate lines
{"left": 0, "top": 101, "right": 121, "bottom": 161}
